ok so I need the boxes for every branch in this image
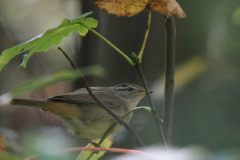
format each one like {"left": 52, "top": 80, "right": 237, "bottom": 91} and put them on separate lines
{"left": 135, "top": 63, "right": 167, "bottom": 147}
{"left": 133, "top": 9, "right": 167, "bottom": 147}
{"left": 138, "top": 8, "right": 151, "bottom": 63}
{"left": 79, "top": 21, "right": 135, "bottom": 66}
{"left": 58, "top": 47, "right": 144, "bottom": 147}
{"left": 163, "top": 16, "right": 176, "bottom": 145}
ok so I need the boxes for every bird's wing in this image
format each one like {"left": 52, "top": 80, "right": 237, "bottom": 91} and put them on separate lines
{"left": 47, "top": 88, "right": 121, "bottom": 108}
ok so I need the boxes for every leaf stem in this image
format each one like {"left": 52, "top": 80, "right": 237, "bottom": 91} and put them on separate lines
{"left": 79, "top": 21, "right": 135, "bottom": 66}
{"left": 135, "top": 63, "right": 167, "bottom": 147}
{"left": 138, "top": 8, "right": 151, "bottom": 63}
{"left": 86, "top": 107, "right": 151, "bottom": 160}
{"left": 58, "top": 47, "right": 144, "bottom": 147}
{"left": 163, "top": 16, "right": 176, "bottom": 145}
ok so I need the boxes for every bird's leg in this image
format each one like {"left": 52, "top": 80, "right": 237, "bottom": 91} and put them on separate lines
{"left": 74, "top": 131, "right": 100, "bottom": 148}
{"left": 83, "top": 138, "right": 100, "bottom": 154}
{"left": 83, "top": 138, "right": 99, "bottom": 147}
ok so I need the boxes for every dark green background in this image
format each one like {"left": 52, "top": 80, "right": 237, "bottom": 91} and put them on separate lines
{"left": 0, "top": 0, "right": 240, "bottom": 159}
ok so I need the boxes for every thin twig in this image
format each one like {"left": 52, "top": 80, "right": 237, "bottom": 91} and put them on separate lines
{"left": 138, "top": 9, "right": 151, "bottom": 63}
{"left": 133, "top": 8, "right": 167, "bottom": 147}
{"left": 58, "top": 47, "right": 144, "bottom": 147}
{"left": 135, "top": 63, "right": 167, "bottom": 147}
{"left": 79, "top": 21, "right": 135, "bottom": 66}
{"left": 163, "top": 16, "right": 176, "bottom": 145}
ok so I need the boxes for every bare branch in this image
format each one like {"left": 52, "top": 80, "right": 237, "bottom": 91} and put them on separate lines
{"left": 135, "top": 63, "right": 167, "bottom": 147}
{"left": 163, "top": 16, "right": 176, "bottom": 145}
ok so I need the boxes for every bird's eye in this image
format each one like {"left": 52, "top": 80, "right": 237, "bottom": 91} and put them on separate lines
{"left": 126, "top": 87, "right": 133, "bottom": 91}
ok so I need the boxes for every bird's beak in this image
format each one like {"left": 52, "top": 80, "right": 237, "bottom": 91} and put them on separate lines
{"left": 139, "top": 90, "right": 154, "bottom": 96}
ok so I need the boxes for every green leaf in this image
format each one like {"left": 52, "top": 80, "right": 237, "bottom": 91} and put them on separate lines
{"left": 76, "top": 136, "right": 112, "bottom": 160}
{"left": 0, "top": 65, "right": 104, "bottom": 105}
{"left": 0, "top": 12, "right": 98, "bottom": 71}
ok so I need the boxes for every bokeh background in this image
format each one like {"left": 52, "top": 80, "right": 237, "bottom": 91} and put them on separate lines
{"left": 0, "top": 0, "right": 240, "bottom": 159}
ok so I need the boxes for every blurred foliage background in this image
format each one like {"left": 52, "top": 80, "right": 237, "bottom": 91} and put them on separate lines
{"left": 0, "top": 0, "right": 240, "bottom": 159}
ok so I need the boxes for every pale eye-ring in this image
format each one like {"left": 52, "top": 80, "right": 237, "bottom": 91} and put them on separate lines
{"left": 126, "top": 87, "right": 134, "bottom": 91}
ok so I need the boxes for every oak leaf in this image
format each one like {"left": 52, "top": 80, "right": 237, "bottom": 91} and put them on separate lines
{"left": 93, "top": 0, "right": 186, "bottom": 18}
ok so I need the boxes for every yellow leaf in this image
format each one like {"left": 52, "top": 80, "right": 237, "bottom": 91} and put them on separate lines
{"left": 76, "top": 136, "right": 113, "bottom": 160}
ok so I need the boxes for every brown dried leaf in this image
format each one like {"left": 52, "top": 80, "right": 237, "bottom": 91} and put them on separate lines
{"left": 93, "top": 0, "right": 148, "bottom": 17}
{"left": 93, "top": 0, "right": 186, "bottom": 18}
{"left": 150, "top": 0, "right": 186, "bottom": 18}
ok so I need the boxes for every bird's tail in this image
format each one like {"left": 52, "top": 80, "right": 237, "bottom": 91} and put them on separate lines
{"left": 8, "top": 98, "right": 51, "bottom": 110}
{"left": 8, "top": 98, "right": 79, "bottom": 119}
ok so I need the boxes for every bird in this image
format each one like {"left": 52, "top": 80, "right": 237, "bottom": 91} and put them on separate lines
{"left": 8, "top": 83, "right": 149, "bottom": 144}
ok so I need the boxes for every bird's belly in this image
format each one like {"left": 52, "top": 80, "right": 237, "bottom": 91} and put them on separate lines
{"left": 63, "top": 117, "right": 125, "bottom": 140}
